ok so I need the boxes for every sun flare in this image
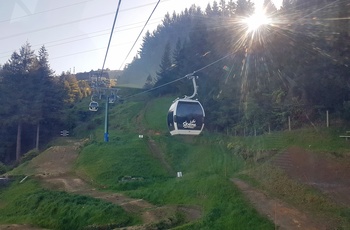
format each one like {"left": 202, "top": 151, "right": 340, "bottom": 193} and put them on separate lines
{"left": 243, "top": 8, "right": 271, "bottom": 32}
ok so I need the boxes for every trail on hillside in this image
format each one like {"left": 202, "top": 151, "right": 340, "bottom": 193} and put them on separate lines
{"left": 273, "top": 146, "right": 350, "bottom": 206}
{"left": 232, "top": 178, "right": 327, "bottom": 230}
{"left": 233, "top": 146, "right": 350, "bottom": 229}
{"left": 7, "top": 138, "right": 201, "bottom": 229}
{"left": 136, "top": 105, "right": 175, "bottom": 176}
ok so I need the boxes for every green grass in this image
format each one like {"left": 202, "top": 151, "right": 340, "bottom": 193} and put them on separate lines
{"left": 143, "top": 96, "right": 174, "bottom": 132}
{"left": 239, "top": 164, "right": 350, "bottom": 228}
{"left": 74, "top": 96, "right": 274, "bottom": 228}
{"left": 0, "top": 178, "right": 139, "bottom": 229}
{"left": 6, "top": 94, "right": 350, "bottom": 229}
{"left": 75, "top": 134, "right": 170, "bottom": 190}
{"left": 130, "top": 175, "right": 273, "bottom": 229}
{"left": 229, "top": 127, "right": 350, "bottom": 154}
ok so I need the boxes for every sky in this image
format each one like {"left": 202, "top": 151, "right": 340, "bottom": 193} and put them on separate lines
{"left": 0, "top": 0, "right": 282, "bottom": 75}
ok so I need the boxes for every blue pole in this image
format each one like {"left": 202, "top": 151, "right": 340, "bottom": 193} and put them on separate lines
{"left": 104, "top": 96, "right": 109, "bottom": 142}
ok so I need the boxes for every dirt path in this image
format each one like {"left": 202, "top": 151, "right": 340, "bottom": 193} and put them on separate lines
{"left": 232, "top": 178, "right": 326, "bottom": 230}
{"left": 233, "top": 146, "right": 350, "bottom": 229}
{"left": 6, "top": 138, "right": 200, "bottom": 229}
{"left": 33, "top": 139, "right": 201, "bottom": 224}
{"left": 273, "top": 146, "right": 350, "bottom": 206}
{"left": 136, "top": 104, "right": 175, "bottom": 176}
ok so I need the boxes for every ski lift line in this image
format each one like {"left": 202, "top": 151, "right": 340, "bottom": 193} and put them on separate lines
{"left": 0, "top": 1, "right": 164, "bottom": 41}
{"left": 0, "top": 13, "right": 114, "bottom": 41}
{"left": 0, "top": 19, "right": 163, "bottom": 59}
{"left": 0, "top": 0, "right": 94, "bottom": 24}
{"left": 99, "top": 0, "right": 122, "bottom": 80}
{"left": 122, "top": 50, "right": 238, "bottom": 101}
{"left": 119, "top": 0, "right": 161, "bottom": 70}
{"left": 0, "top": 17, "right": 163, "bottom": 56}
{"left": 122, "top": 74, "right": 191, "bottom": 100}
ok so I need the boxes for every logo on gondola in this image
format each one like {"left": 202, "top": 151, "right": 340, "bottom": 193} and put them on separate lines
{"left": 183, "top": 119, "right": 196, "bottom": 129}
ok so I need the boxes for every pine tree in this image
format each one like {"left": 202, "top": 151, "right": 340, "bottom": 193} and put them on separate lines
{"left": 154, "top": 42, "right": 175, "bottom": 95}
{"left": 1, "top": 42, "right": 38, "bottom": 160}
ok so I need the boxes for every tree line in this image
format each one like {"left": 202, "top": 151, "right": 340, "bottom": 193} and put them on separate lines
{"left": 0, "top": 42, "right": 90, "bottom": 163}
{"left": 123, "top": 0, "right": 350, "bottom": 134}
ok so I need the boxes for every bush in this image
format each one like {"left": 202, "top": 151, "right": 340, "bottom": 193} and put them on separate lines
{"left": 0, "top": 162, "right": 8, "bottom": 174}
{"left": 20, "top": 149, "right": 39, "bottom": 163}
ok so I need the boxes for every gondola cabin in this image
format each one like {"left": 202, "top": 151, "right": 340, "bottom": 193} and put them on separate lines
{"left": 167, "top": 98, "right": 205, "bottom": 135}
{"left": 108, "top": 95, "right": 115, "bottom": 104}
{"left": 89, "top": 101, "right": 99, "bottom": 112}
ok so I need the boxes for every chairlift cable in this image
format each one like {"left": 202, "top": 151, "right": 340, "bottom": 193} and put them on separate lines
{"left": 99, "top": 0, "right": 122, "bottom": 79}
{"left": 123, "top": 73, "right": 190, "bottom": 100}
{"left": 119, "top": 0, "right": 161, "bottom": 70}
{"left": 122, "top": 51, "right": 236, "bottom": 100}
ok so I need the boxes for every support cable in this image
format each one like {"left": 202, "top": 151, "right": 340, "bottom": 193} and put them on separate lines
{"left": 123, "top": 51, "right": 236, "bottom": 100}
{"left": 118, "top": 0, "right": 161, "bottom": 70}
{"left": 99, "top": 0, "right": 122, "bottom": 78}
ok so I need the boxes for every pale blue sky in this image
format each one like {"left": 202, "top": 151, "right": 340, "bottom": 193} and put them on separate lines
{"left": 0, "top": 0, "right": 282, "bottom": 74}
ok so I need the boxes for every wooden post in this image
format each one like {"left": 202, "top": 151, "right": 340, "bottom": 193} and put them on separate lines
{"left": 326, "top": 110, "right": 329, "bottom": 127}
{"left": 288, "top": 116, "right": 291, "bottom": 131}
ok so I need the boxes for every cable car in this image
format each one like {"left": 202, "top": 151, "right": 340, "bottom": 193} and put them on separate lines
{"left": 89, "top": 101, "right": 99, "bottom": 112}
{"left": 108, "top": 95, "right": 115, "bottom": 104}
{"left": 167, "top": 98, "right": 205, "bottom": 135}
{"left": 167, "top": 75, "right": 205, "bottom": 136}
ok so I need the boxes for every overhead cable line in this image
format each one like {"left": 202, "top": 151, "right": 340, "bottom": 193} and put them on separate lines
{"left": 123, "top": 51, "right": 236, "bottom": 100}
{"left": 0, "top": 1, "right": 163, "bottom": 41}
{"left": 0, "top": 0, "right": 93, "bottom": 24}
{"left": 0, "top": 18, "right": 162, "bottom": 58}
{"left": 119, "top": 0, "right": 161, "bottom": 70}
{"left": 99, "top": 0, "right": 122, "bottom": 77}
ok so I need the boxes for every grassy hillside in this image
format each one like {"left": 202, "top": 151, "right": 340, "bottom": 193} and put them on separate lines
{"left": 1, "top": 94, "right": 350, "bottom": 229}
{"left": 0, "top": 177, "right": 138, "bottom": 229}
{"left": 74, "top": 95, "right": 274, "bottom": 229}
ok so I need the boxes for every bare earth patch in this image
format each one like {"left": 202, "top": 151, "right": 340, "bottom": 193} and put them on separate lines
{"left": 273, "top": 146, "right": 350, "bottom": 206}
{"left": 233, "top": 146, "right": 350, "bottom": 229}
{"left": 232, "top": 178, "right": 325, "bottom": 230}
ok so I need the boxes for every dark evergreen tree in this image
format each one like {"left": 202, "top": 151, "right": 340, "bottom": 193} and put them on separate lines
{"left": 153, "top": 42, "right": 175, "bottom": 95}
{"left": 143, "top": 74, "right": 154, "bottom": 89}
{"left": 1, "top": 42, "right": 38, "bottom": 160}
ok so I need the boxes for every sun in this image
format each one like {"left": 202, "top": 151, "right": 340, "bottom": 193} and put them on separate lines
{"left": 243, "top": 7, "right": 271, "bottom": 32}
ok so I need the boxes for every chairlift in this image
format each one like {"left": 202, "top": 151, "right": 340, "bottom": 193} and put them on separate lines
{"left": 89, "top": 101, "right": 99, "bottom": 112}
{"left": 109, "top": 94, "right": 116, "bottom": 104}
{"left": 89, "top": 95, "right": 99, "bottom": 111}
{"left": 167, "top": 75, "right": 205, "bottom": 135}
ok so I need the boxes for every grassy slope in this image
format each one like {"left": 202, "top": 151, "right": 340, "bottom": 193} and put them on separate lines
{"left": 75, "top": 96, "right": 274, "bottom": 229}
{"left": 232, "top": 128, "right": 350, "bottom": 228}
{"left": 0, "top": 177, "right": 137, "bottom": 229}
{"left": 2, "top": 93, "right": 349, "bottom": 229}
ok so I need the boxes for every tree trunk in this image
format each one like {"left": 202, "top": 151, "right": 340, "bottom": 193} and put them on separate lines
{"left": 16, "top": 122, "right": 22, "bottom": 161}
{"left": 36, "top": 123, "right": 40, "bottom": 150}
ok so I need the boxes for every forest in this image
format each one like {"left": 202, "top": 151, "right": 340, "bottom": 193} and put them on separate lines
{"left": 0, "top": 0, "right": 349, "bottom": 165}
{"left": 120, "top": 0, "right": 350, "bottom": 133}
{"left": 0, "top": 44, "right": 90, "bottom": 164}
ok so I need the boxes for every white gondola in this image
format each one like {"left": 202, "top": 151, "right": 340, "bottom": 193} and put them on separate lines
{"left": 167, "top": 75, "right": 205, "bottom": 136}
{"left": 89, "top": 101, "right": 99, "bottom": 112}
{"left": 109, "top": 94, "right": 116, "bottom": 104}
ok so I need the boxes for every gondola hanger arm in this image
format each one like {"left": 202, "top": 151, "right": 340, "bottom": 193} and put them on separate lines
{"left": 184, "top": 75, "right": 198, "bottom": 100}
